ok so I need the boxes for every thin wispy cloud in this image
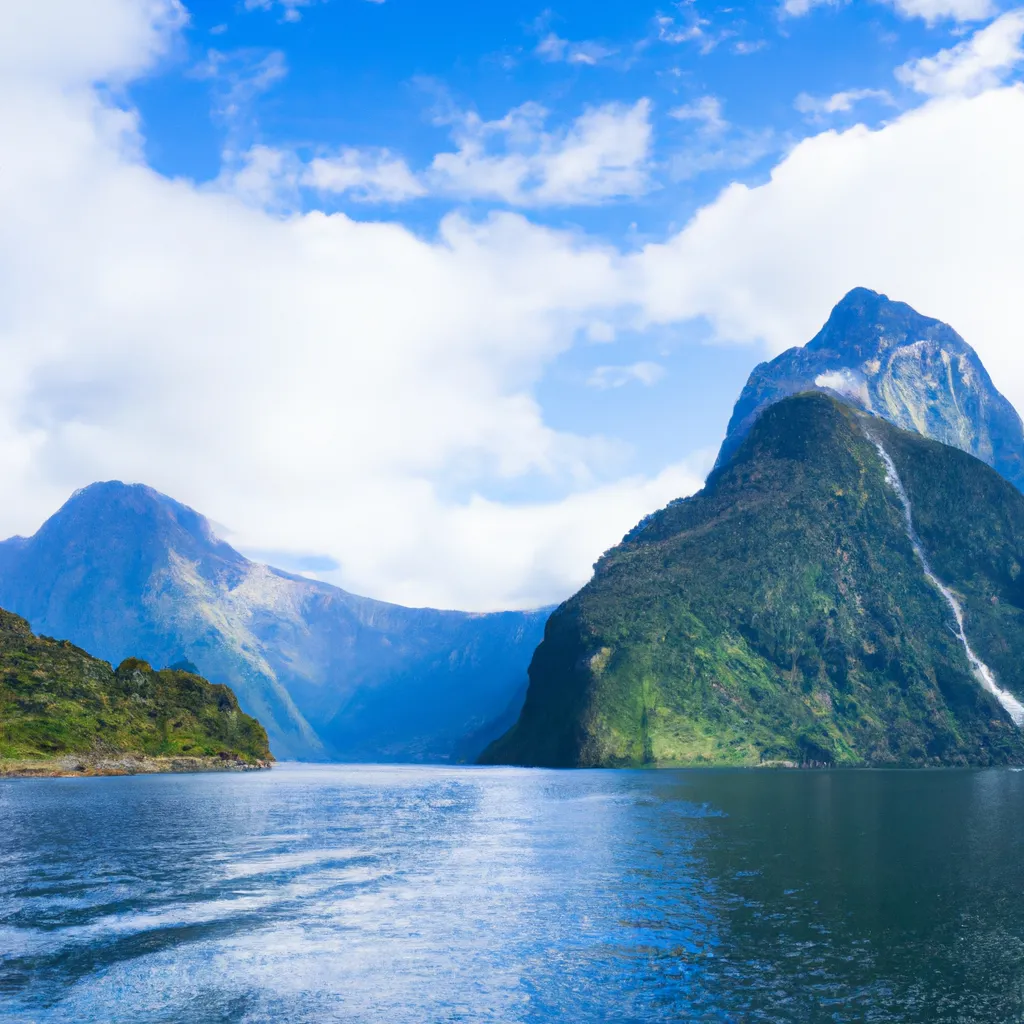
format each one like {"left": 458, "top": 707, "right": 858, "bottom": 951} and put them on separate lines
{"left": 669, "top": 95, "right": 729, "bottom": 133}
{"left": 535, "top": 32, "right": 617, "bottom": 65}
{"left": 587, "top": 362, "right": 666, "bottom": 389}
{"left": 782, "top": 0, "right": 997, "bottom": 21}
{"left": 795, "top": 87, "right": 896, "bottom": 120}
{"left": 244, "top": 0, "right": 318, "bottom": 24}
{"left": 192, "top": 47, "right": 288, "bottom": 130}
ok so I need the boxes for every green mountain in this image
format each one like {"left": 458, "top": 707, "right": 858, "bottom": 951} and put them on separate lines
{"left": 482, "top": 393, "right": 1024, "bottom": 768}
{"left": 0, "top": 609, "right": 272, "bottom": 775}
{"left": 715, "top": 288, "right": 1024, "bottom": 492}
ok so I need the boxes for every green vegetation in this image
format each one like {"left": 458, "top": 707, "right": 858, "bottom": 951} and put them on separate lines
{"left": 0, "top": 609, "right": 271, "bottom": 766}
{"left": 482, "top": 393, "right": 1024, "bottom": 768}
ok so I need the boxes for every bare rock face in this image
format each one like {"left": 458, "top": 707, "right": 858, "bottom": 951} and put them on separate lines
{"left": 714, "top": 288, "right": 1024, "bottom": 492}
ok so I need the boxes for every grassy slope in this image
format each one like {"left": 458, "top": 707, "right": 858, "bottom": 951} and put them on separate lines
{"left": 482, "top": 394, "right": 1024, "bottom": 768}
{"left": 0, "top": 609, "right": 271, "bottom": 764}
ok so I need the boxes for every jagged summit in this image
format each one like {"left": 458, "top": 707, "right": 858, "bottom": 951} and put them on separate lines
{"left": 714, "top": 288, "right": 1024, "bottom": 491}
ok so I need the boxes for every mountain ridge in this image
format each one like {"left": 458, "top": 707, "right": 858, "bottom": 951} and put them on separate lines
{"left": 483, "top": 392, "right": 1024, "bottom": 768}
{"left": 0, "top": 482, "right": 547, "bottom": 761}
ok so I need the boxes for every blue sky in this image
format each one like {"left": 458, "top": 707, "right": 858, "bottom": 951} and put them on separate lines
{"left": 126, "top": 0, "right": 1013, "bottom": 483}
{"left": 2, "top": 0, "right": 1024, "bottom": 608}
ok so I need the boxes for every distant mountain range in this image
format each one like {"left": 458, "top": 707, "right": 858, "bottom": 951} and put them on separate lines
{"left": 485, "top": 290, "right": 1024, "bottom": 767}
{"left": 0, "top": 483, "right": 546, "bottom": 761}
{"left": 6, "top": 287, "right": 1023, "bottom": 769}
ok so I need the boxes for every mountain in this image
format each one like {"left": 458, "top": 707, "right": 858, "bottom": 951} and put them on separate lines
{"left": 714, "top": 288, "right": 1024, "bottom": 492}
{"left": 482, "top": 393, "right": 1024, "bottom": 768}
{"left": 0, "top": 483, "right": 547, "bottom": 761}
{"left": 0, "top": 609, "right": 271, "bottom": 775}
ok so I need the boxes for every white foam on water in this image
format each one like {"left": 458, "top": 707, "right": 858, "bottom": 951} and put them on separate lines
{"left": 871, "top": 437, "right": 1024, "bottom": 726}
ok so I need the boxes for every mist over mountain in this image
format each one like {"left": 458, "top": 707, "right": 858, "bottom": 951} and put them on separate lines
{"left": 715, "top": 288, "right": 1024, "bottom": 492}
{"left": 0, "top": 483, "right": 546, "bottom": 761}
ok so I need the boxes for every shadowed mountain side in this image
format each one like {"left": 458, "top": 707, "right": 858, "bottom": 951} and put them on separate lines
{"left": 483, "top": 394, "right": 1024, "bottom": 768}
{"left": 715, "top": 288, "right": 1024, "bottom": 492}
{"left": 0, "top": 482, "right": 547, "bottom": 761}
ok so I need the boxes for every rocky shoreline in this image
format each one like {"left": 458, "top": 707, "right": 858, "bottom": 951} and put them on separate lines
{"left": 0, "top": 753, "right": 273, "bottom": 778}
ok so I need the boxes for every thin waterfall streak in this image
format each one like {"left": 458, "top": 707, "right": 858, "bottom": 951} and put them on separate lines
{"left": 871, "top": 437, "right": 1024, "bottom": 727}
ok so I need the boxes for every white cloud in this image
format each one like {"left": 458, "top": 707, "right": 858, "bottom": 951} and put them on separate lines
{"left": 535, "top": 32, "right": 616, "bottom": 65}
{"left": 654, "top": 10, "right": 717, "bottom": 53}
{"left": 7, "top": 0, "right": 1024, "bottom": 614}
{"left": 667, "top": 96, "right": 775, "bottom": 180}
{"left": 669, "top": 96, "right": 728, "bottom": 133}
{"left": 795, "top": 88, "right": 895, "bottom": 119}
{"left": 0, "top": 0, "right": 186, "bottom": 84}
{"left": 191, "top": 47, "right": 288, "bottom": 137}
{"left": 0, "top": 0, "right": 682, "bottom": 612}
{"left": 896, "top": 9, "right": 1024, "bottom": 95}
{"left": 212, "top": 98, "right": 653, "bottom": 210}
{"left": 304, "top": 148, "right": 426, "bottom": 202}
{"left": 243, "top": 0, "right": 317, "bottom": 23}
{"left": 427, "top": 99, "right": 654, "bottom": 206}
{"left": 887, "top": 0, "right": 996, "bottom": 23}
{"left": 632, "top": 85, "right": 1024, "bottom": 427}
{"left": 782, "top": 0, "right": 995, "bottom": 21}
{"left": 215, "top": 143, "right": 303, "bottom": 209}
{"left": 587, "top": 362, "right": 666, "bottom": 389}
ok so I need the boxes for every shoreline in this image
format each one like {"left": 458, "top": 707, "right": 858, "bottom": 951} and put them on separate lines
{"left": 0, "top": 754, "right": 274, "bottom": 778}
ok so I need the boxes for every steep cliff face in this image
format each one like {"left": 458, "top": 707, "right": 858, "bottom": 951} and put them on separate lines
{"left": 0, "top": 483, "right": 547, "bottom": 762}
{"left": 715, "top": 288, "right": 1024, "bottom": 492}
{"left": 483, "top": 394, "right": 1024, "bottom": 768}
{"left": 0, "top": 609, "right": 271, "bottom": 772}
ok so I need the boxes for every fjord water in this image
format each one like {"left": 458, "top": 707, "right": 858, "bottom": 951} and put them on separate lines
{"left": 3, "top": 767, "right": 1024, "bottom": 1023}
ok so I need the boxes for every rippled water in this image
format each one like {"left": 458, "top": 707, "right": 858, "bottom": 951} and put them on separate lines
{"left": 3, "top": 765, "right": 1024, "bottom": 1022}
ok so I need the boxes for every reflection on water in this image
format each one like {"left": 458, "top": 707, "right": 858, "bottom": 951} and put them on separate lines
{"left": 2, "top": 765, "right": 1024, "bottom": 1022}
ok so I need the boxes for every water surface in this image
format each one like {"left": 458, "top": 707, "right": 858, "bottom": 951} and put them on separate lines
{"left": 2, "top": 765, "right": 1024, "bottom": 1022}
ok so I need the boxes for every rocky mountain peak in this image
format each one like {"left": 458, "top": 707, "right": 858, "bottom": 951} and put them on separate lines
{"left": 714, "top": 289, "right": 1024, "bottom": 491}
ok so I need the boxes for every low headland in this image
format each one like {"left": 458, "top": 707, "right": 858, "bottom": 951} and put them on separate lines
{"left": 0, "top": 609, "right": 273, "bottom": 779}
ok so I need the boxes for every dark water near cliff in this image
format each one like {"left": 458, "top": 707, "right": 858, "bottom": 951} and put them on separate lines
{"left": 3, "top": 766, "right": 1024, "bottom": 1023}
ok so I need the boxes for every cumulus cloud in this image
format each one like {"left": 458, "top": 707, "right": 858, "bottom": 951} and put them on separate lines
{"left": 632, "top": 85, "right": 1024, "bottom": 422}
{"left": 0, "top": 0, "right": 683, "bottom": 612}
{"left": 304, "top": 148, "right": 426, "bottom": 202}
{"left": 426, "top": 99, "right": 654, "bottom": 206}
{"left": 214, "top": 97, "right": 654, "bottom": 210}
{"left": 6, "top": 0, "right": 1024, "bottom": 613}
{"left": 896, "top": 9, "right": 1024, "bottom": 95}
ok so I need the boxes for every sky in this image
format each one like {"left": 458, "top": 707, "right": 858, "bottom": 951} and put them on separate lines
{"left": 1, "top": 0, "right": 1023, "bottom": 610}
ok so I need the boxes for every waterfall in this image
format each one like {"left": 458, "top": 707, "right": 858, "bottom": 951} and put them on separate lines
{"left": 871, "top": 438, "right": 1024, "bottom": 727}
